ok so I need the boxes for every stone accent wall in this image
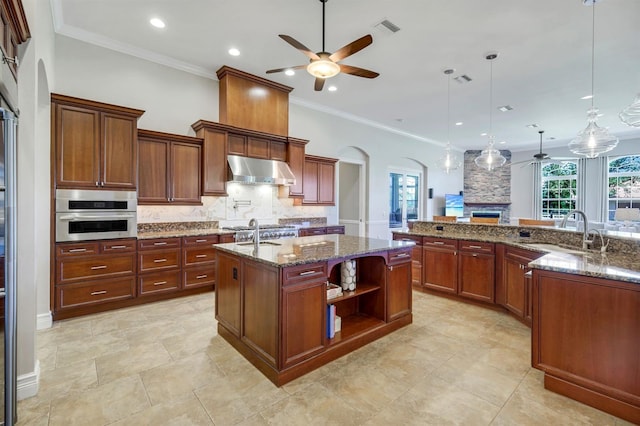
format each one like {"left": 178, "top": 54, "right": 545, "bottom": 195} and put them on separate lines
{"left": 463, "top": 150, "right": 512, "bottom": 222}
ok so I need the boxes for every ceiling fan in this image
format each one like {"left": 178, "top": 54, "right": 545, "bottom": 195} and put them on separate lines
{"left": 266, "top": 0, "right": 379, "bottom": 91}
{"left": 511, "top": 130, "right": 576, "bottom": 167}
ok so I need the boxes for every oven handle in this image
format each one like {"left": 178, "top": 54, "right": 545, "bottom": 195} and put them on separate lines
{"left": 58, "top": 214, "right": 136, "bottom": 221}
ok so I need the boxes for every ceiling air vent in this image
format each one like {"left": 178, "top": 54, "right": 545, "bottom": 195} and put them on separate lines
{"left": 454, "top": 74, "right": 472, "bottom": 84}
{"left": 374, "top": 19, "right": 401, "bottom": 35}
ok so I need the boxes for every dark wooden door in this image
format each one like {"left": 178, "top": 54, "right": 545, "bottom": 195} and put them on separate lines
{"left": 286, "top": 139, "right": 306, "bottom": 197}
{"left": 302, "top": 160, "right": 319, "bottom": 204}
{"left": 138, "top": 138, "right": 170, "bottom": 204}
{"left": 318, "top": 161, "right": 335, "bottom": 205}
{"left": 101, "top": 113, "right": 137, "bottom": 189}
{"left": 458, "top": 251, "right": 495, "bottom": 302}
{"left": 170, "top": 141, "right": 201, "bottom": 204}
{"left": 423, "top": 239, "right": 458, "bottom": 294}
{"left": 504, "top": 254, "right": 527, "bottom": 317}
{"left": 387, "top": 260, "right": 412, "bottom": 321}
{"left": 215, "top": 252, "right": 242, "bottom": 337}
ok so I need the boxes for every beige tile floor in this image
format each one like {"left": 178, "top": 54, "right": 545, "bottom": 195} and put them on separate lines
{"left": 17, "top": 290, "right": 634, "bottom": 426}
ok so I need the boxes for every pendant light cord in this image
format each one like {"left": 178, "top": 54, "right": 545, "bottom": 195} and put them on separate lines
{"left": 489, "top": 57, "right": 493, "bottom": 137}
{"left": 590, "top": 2, "right": 595, "bottom": 109}
{"left": 447, "top": 74, "right": 451, "bottom": 144}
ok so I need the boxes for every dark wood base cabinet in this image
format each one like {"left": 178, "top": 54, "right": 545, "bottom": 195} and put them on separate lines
{"left": 532, "top": 269, "right": 640, "bottom": 424}
{"left": 215, "top": 248, "right": 413, "bottom": 386}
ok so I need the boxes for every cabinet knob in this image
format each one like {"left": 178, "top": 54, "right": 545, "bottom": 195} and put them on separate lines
{"left": 95, "top": 181, "right": 100, "bottom": 187}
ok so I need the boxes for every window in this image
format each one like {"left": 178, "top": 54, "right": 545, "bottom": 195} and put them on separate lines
{"left": 541, "top": 162, "right": 577, "bottom": 218}
{"left": 389, "top": 172, "right": 420, "bottom": 228}
{"left": 608, "top": 155, "right": 640, "bottom": 220}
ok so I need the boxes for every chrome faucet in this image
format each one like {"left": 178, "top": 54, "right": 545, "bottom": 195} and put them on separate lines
{"left": 248, "top": 218, "right": 259, "bottom": 249}
{"left": 560, "top": 210, "right": 592, "bottom": 250}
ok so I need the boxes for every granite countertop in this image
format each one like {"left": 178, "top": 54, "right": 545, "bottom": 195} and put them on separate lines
{"left": 394, "top": 228, "right": 640, "bottom": 285}
{"left": 137, "top": 228, "right": 235, "bottom": 239}
{"left": 214, "top": 234, "right": 414, "bottom": 267}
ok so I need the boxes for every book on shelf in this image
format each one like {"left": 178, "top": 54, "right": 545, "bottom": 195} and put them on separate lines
{"left": 335, "top": 314, "right": 341, "bottom": 333}
{"left": 327, "top": 304, "right": 336, "bottom": 338}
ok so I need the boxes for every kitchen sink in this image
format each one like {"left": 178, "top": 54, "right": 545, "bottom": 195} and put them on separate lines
{"left": 237, "top": 241, "right": 282, "bottom": 246}
{"left": 525, "top": 243, "right": 584, "bottom": 255}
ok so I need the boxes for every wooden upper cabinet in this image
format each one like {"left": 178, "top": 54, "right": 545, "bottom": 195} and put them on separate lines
{"left": 286, "top": 138, "right": 307, "bottom": 198}
{"left": 247, "top": 136, "right": 270, "bottom": 159}
{"left": 297, "top": 155, "right": 337, "bottom": 206}
{"left": 227, "top": 133, "right": 247, "bottom": 156}
{"left": 192, "top": 121, "right": 228, "bottom": 196}
{"left": 270, "top": 140, "right": 287, "bottom": 161}
{"left": 52, "top": 94, "right": 144, "bottom": 190}
{"left": 0, "top": 0, "right": 30, "bottom": 79}
{"left": 137, "top": 129, "right": 202, "bottom": 205}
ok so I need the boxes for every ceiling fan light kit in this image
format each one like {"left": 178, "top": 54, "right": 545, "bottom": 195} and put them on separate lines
{"left": 475, "top": 52, "right": 507, "bottom": 171}
{"left": 266, "top": 0, "right": 379, "bottom": 91}
{"left": 569, "top": 0, "right": 619, "bottom": 158}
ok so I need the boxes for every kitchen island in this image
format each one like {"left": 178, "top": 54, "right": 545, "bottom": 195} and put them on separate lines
{"left": 214, "top": 234, "right": 415, "bottom": 386}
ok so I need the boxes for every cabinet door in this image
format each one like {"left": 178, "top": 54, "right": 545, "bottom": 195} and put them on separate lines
{"left": 325, "top": 226, "right": 345, "bottom": 235}
{"left": 387, "top": 259, "right": 412, "bottom": 321}
{"left": 171, "top": 141, "right": 202, "bottom": 204}
{"left": 286, "top": 139, "right": 306, "bottom": 197}
{"left": 423, "top": 246, "right": 457, "bottom": 294}
{"left": 302, "top": 160, "right": 319, "bottom": 204}
{"left": 281, "top": 279, "right": 326, "bottom": 369}
{"left": 101, "top": 112, "right": 137, "bottom": 189}
{"left": 298, "top": 227, "right": 326, "bottom": 237}
{"left": 216, "top": 252, "right": 242, "bottom": 337}
{"left": 504, "top": 255, "right": 526, "bottom": 317}
{"left": 198, "top": 127, "right": 228, "bottom": 196}
{"left": 270, "top": 140, "right": 287, "bottom": 161}
{"left": 227, "top": 133, "right": 247, "bottom": 156}
{"left": 458, "top": 252, "right": 495, "bottom": 302}
{"left": 318, "top": 161, "right": 335, "bottom": 205}
{"left": 55, "top": 103, "right": 101, "bottom": 188}
{"left": 138, "top": 138, "right": 170, "bottom": 204}
{"left": 247, "top": 136, "right": 270, "bottom": 159}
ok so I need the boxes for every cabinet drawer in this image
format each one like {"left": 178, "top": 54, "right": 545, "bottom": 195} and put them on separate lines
{"left": 183, "top": 235, "right": 219, "bottom": 246}
{"left": 138, "top": 249, "right": 181, "bottom": 273}
{"left": 139, "top": 270, "right": 181, "bottom": 295}
{"left": 326, "top": 226, "right": 345, "bottom": 234}
{"left": 56, "top": 242, "right": 100, "bottom": 257}
{"left": 300, "top": 227, "right": 327, "bottom": 236}
{"left": 423, "top": 237, "right": 458, "bottom": 250}
{"left": 388, "top": 248, "right": 413, "bottom": 265}
{"left": 393, "top": 234, "right": 423, "bottom": 246}
{"left": 459, "top": 240, "right": 494, "bottom": 254}
{"left": 138, "top": 238, "right": 181, "bottom": 251}
{"left": 218, "top": 233, "right": 235, "bottom": 244}
{"left": 183, "top": 246, "right": 217, "bottom": 267}
{"left": 183, "top": 265, "right": 215, "bottom": 288}
{"left": 100, "top": 239, "right": 137, "bottom": 253}
{"left": 57, "top": 276, "right": 135, "bottom": 309}
{"left": 283, "top": 262, "right": 327, "bottom": 286}
{"left": 57, "top": 254, "right": 135, "bottom": 283}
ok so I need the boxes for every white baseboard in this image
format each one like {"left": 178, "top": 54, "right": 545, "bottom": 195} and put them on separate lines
{"left": 37, "top": 311, "right": 53, "bottom": 330}
{"left": 17, "top": 360, "right": 40, "bottom": 400}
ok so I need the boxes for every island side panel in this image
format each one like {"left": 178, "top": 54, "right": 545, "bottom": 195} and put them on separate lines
{"left": 215, "top": 251, "right": 241, "bottom": 336}
{"left": 243, "top": 259, "right": 279, "bottom": 366}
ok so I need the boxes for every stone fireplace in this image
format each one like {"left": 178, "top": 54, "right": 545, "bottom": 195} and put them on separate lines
{"left": 463, "top": 150, "right": 512, "bottom": 223}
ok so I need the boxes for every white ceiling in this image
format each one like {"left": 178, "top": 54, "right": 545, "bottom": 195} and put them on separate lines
{"left": 52, "top": 0, "right": 640, "bottom": 152}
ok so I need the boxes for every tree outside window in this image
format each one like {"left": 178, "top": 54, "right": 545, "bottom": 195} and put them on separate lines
{"left": 541, "top": 162, "right": 577, "bottom": 218}
{"left": 608, "top": 155, "right": 640, "bottom": 220}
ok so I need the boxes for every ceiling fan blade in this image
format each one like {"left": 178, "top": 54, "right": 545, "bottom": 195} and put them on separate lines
{"left": 329, "top": 34, "right": 373, "bottom": 62}
{"left": 339, "top": 64, "right": 379, "bottom": 79}
{"left": 266, "top": 64, "right": 307, "bottom": 74}
{"left": 278, "top": 35, "right": 320, "bottom": 60}
{"left": 314, "top": 77, "right": 325, "bottom": 91}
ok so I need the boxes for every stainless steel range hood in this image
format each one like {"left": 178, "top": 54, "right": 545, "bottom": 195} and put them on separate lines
{"left": 227, "top": 155, "right": 296, "bottom": 185}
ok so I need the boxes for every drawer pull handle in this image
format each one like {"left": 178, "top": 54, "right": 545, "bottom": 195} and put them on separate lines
{"left": 153, "top": 242, "right": 167, "bottom": 246}
{"left": 195, "top": 239, "right": 207, "bottom": 243}
{"left": 90, "top": 290, "right": 107, "bottom": 296}
{"left": 196, "top": 254, "right": 207, "bottom": 258}
{"left": 468, "top": 245, "right": 482, "bottom": 249}
{"left": 68, "top": 248, "right": 87, "bottom": 253}
{"left": 299, "top": 270, "right": 317, "bottom": 276}
{"left": 153, "top": 281, "right": 167, "bottom": 286}
{"left": 472, "top": 253, "right": 478, "bottom": 257}
{"left": 401, "top": 238, "right": 412, "bottom": 241}
{"left": 394, "top": 253, "right": 410, "bottom": 258}
{"left": 90, "top": 265, "right": 107, "bottom": 270}
{"left": 432, "top": 241, "right": 445, "bottom": 245}
{"left": 196, "top": 274, "right": 207, "bottom": 279}
{"left": 110, "top": 245, "right": 127, "bottom": 249}
{"left": 154, "top": 258, "right": 168, "bottom": 263}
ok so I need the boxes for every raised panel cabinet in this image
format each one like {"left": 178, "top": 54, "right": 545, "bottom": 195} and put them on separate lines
{"left": 138, "top": 129, "right": 202, "bottom": 205}
{"left": 392, "top": 233, "right": 423, "bottom": 287}
{"left": 192, "top": 121, "right": 228, "bottom": 196}
{"left": 499, "top": 246, "right": 542, "bottom": 325}
{"left": 457, "top": 240, "right": 495, "bottom": 303}
{"left": 52, "top": 94, "right": 143, "bottom": 190}
{"left": 387, "top": 249, "right": 413, "bottom": 321}
{"left": 423, "top": 237, "right": 458, "bottom": 294}
{"left": 285, "top": 137, "right": 307, "bottom": 197}
{"left": 297, "top": 155, "right": 337, "bottom": 206}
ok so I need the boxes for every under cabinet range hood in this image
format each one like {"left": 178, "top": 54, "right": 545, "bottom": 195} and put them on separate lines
{"left": 227, "top": 155, "right": 296, "bottom": 185}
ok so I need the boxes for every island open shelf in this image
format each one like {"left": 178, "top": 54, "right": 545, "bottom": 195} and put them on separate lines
{"left": 213, "top": 235, "right": 414, "bottom": 386}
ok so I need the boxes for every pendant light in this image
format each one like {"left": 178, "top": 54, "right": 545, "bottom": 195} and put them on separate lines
{"left": 474, "top": 53, "right": 506, "bottom": 171}
{"left": 619, "top": 93, "right": 640, "bottom": 127}
{"left": 439, "top": 68, "right": 461, "bottom": 173}
{"left": 568, "top": 0, "right": 618, "bottom": 158}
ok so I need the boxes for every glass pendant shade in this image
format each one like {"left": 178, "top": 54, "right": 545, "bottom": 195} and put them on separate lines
{"left": 619, "top": 93, "right": 640, "bottom": 127}
{"left": 474, "top": 136, "right": 506, "bottom": 171}
{"left": 439, "top": 143, "right": 461, "bottom": 173}
{"left": 569, "top": 107, "right": 618, "bottom": 158}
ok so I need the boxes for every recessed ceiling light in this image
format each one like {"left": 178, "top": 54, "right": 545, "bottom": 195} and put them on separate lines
{"left": 480, "top": 132, "right": 488, "bottom": 136}
{"left": 455, "top": 122, "right": 463, "bottom": 126}
{"left": 526, "top": 123, "right": 539, "bottom": 128}
{"left": 499, "top": 141, "right": 507, "bottom": 145}
{"left": 284, "top": 69, "right": 295, "bottom": 76}
{"left": 497, "top": 105, "right": 514, "bottom": 112}
{"left": 581, "top": 94, "right": 593, "bottom": 100}
{"left": 328, "top": 86, "right": 337, "bottom": 92}
{"left": 228, "top": 48, "right": 240, "bottom": 56}
{"left": 149, "top": 18, "right": 165, "bottom": 29}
